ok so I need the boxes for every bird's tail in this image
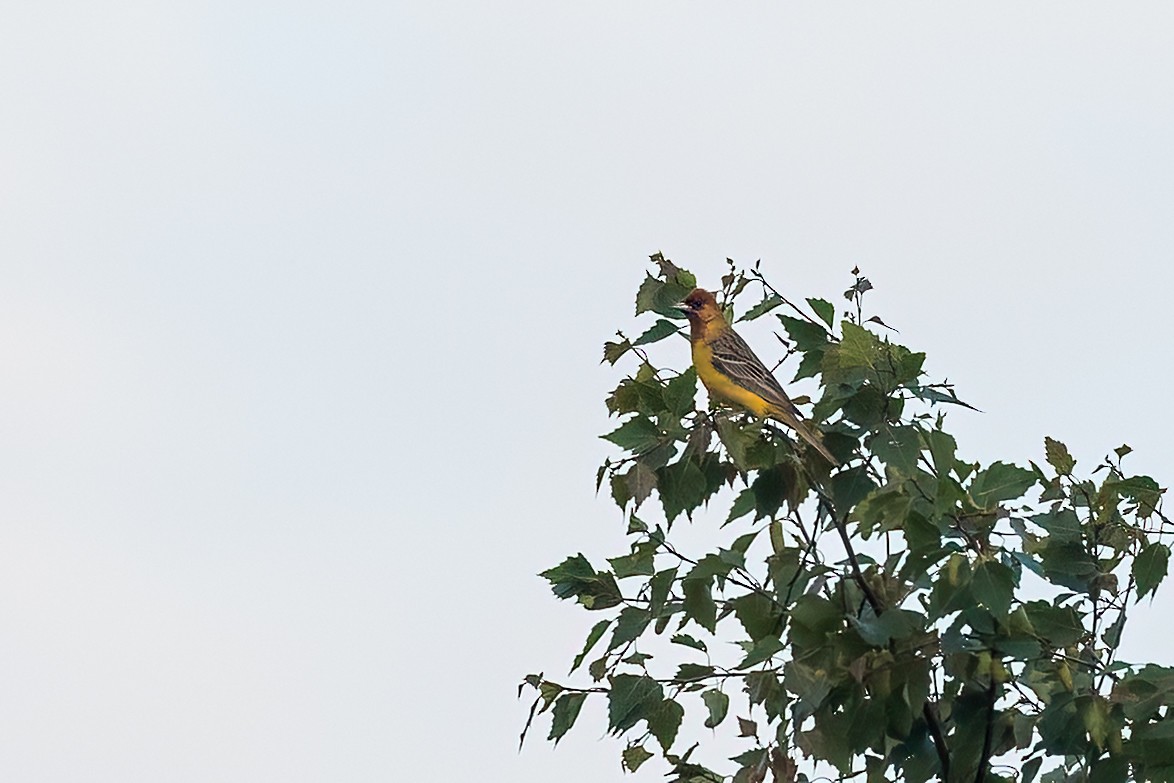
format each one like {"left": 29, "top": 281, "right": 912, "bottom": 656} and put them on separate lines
{"left": 768, "top": 405, "right": 839, "bottom": 466}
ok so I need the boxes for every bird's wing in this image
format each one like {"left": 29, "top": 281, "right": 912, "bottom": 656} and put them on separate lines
{"left": 708, "top": 328, "right": 802, "bottom": 417}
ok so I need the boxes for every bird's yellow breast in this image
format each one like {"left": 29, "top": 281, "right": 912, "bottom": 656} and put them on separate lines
{"left": 691, "top": 338, "right": 773, "bottom": 418}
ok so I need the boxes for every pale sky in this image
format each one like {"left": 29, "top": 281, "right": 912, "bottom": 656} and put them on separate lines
{"left": 2, "top": 3, "right": 1173, "bottom": 781}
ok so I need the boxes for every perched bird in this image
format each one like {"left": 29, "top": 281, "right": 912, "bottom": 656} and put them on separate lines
{"left": 678, "top": 288, "right": 838, "bottom": 465}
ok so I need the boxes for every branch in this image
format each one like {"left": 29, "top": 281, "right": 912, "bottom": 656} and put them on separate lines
{"left": 748, "top": 268, "right": 828, "bottom": 331}
{"left": 549, "top": 667, "right": 773, "bottom": 695}
{"left": 923, "top": 701, "right": 951, "bottom": 781}
{"left": 974, "top": 678, "right": 998, "bottom": 783}
{"left": 647, "top": 529, "right": 778, "bottom": 604}
{"left": 1098, "top": 573, "right": 1135, "bottom": 693}
{"left": 812, "top": 485, "right": 954, "bottom": 779}
{"left": 814, "top": 492, "right": 882, "bottom": 614}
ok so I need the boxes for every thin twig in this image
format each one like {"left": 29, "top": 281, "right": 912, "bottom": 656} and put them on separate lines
{"left": 647, "top": 529, "right": 778, "bottom": 603}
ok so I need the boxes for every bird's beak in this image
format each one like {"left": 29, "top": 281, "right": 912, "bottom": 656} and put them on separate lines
{"left": 674, "top": 302, "right": 690, "bottom": 315}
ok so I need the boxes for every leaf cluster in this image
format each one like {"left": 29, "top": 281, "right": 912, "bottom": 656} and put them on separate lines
{"left": 523, "top": 255, "right": 1174, "bottom": 783}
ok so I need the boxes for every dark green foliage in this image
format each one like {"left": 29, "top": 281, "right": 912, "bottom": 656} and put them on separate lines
{"left": 522, "top": 256, "right": 1172, "bottom": 782}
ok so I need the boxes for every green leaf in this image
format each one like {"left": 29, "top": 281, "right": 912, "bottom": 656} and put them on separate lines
{"left": 738, "top": 294, "right": 783, "bottom": 322}
{"left": 623, "top": 462, "right": 658, "bottom": 508}
{"left": 769, "top": 548, "right": 808, "bottom": 603}
{"left": 745, "top": 671, "right": 787, "bottom": 720}
{"left": 610, "top": 472, "right": 632, "bottom": 509}
{"left": 538, "top": 680, "right": 563, "bottom": 710}
{"left": 821, "top": 321, "right": 882, "bottom": 388}
{"left": 607, "top": 674, "right": 664, "bottom": 734}
{"left": 851, "top": 608, "right": 924, "bottom": 646}
{"left": 779, "top": 315, "right": 830, "bottom": 352}
{"left": 715, "top": 417, "right": 758, "bottom": 471}
{"left": 682, "top": 576, "right": 717, "bottom": 632}
{"left": 656, "top": 458, "right": 707, "bottom": 522}
{"left": 540, "top": 554, "right": 624, "bottom": 610}
{"left": 671, "top": 634, "right": 708, "bottom": 653}
{"left": 852, "top": 485, "right": 912, "bottom": 537}
{"left": 911, "top": 384, "right": 975, "bottom": 409}
{"left": 1044, "top": 436, "right": 1076, "bottom": 475}
{"left": 1108, "top": 474, "right": 1164, "bottom": 519}
{"left": 751, "top": 467, "right": 788, "bottom": 519}
{"left": 729, "top": 531, "right": 761, "bottom": 558}
{"left": 635, "top": 274, "right": 664, "bottom": 316}
{"left": 675, "top": 662, "right": 715, "bottom": 680}
{"left": 663, "top": 368, "right": 697, "bottom": 417}
{"left": 893, "top": 348, "right": 926, "bottom": 387}
{"left": 1112, "top": 665, "right": 1174, "bottom": 722}
{"left": 785, "top": 661, "right": 833, "bottom": 719}
{"left": 701, "top": 689, "right": 730, "bottom": 728}
{"left": 731, "top": 748, "right": 767, "bottom": 770}
{"left": 924, "top": 428, "right": 957, "bottom": 475}
{"left": 927, "top": 554, "right": 973, "bottom": 619}
{"left": 649, "top": 567, "right": 678, "bottom": 617}
{"left": 870, "top": 425, "right": 921, "bottom": 475}
{"left": 1080, "top": 695, "right": 1112, "bottom": 750}
{"left": 1023, "top": 601, "right": 1085, "bottom": 647}
{"left": 633, "top": 318, "right": 680, "bottom": 346}
{"left": 971, "top": 560, "right": 1016, "bottom": 618}
{"left": 788, "top": 594, "right": 842, "bottom": 648}
{"left": 571, "top": 619, "right": 611, "bottom": 673}
{"left": 1012, "top": 551, "right": 1045, "bottom": 578}
{"left": 793, "top": 345, "right": 827, "bottom": 381}
{"left": 1102, "top": 610, "right": 1126, "bottom": 650}
{"left": 603, "top": 339, "right": 632, "bottom": 365}
{"left": 830, "top": 466, "right": 878, "bottom": 512}
{"left": 605, "top": 379, "right": 640, "bottom": 415}
{"left": 649, "top": 253, "right": 696, "bottom": 290}
{"left": 1036, "top": 539, "right": 1098, "bottom": 593}
{"left": 602, "top": 415, "right": 663, "bottom": 453}
{"left": 541, "top": 554, "right": 594, "bottom": 596}
{"left": 636, "top": 272, "right": 693, "bottom": 317}
{"left": 1134, "top": 542, "right": 1170, "bottom": 600}
{"left": 688, "top": 554, "right": 734, "bottom": 581}
{"left": 1032, "top": 508, "right": 1081, "bottom": 543}
{"left": 549, "top": 692, "right": 587, "bottom": 744}
{"left": 841, "top": 383, "right": 888, "bottom": 428}
{"left": 731, "top": 592, "right": 783, "bottom": 642}
{"left": 1036, "top": 692, "right": 1085, "bottom": 756}
{"left": 622, "top": 744, "right": 654, "bottom": 772}
{"left": 609, "top": 541, "right": 655, "bottom": 579}
{"left": 735, "top": 636, "right": 786, "bottom": 669}
{"left": 608, "top": 607, "right": 651, "bottom": 651}
{"left": 808, "top": 297, "right": 835, "bottom": 327}
{"left": 725, "top": 487, "right": 756, "bottom": 525}
{"left": 969, "top": 461, "right": 1037, "bottom": 508}
{"left": 645, "top": 697, "right": 684, "bottom": 752}
{"left": 1089, "top": 757, "right": 1129, "bottom": 783}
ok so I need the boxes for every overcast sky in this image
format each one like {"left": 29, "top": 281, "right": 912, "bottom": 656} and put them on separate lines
{"left": 3, "top": 3, "right": 1173, "bottom": 781}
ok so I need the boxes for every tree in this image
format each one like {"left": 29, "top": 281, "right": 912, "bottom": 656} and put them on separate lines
{"left": 521, "top": 255, "right": 1174, "bottom": 782}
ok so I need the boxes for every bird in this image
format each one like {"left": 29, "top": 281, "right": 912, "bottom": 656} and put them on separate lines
{"left": 678, "top": 288, "right": 838, "bottom": 465}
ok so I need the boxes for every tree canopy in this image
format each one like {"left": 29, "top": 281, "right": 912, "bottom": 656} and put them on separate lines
{"left": 521, "top": 255, "right": 1173, "bottom": 783}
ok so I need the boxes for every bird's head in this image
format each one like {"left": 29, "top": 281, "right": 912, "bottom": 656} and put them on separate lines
{"left": 677, "top": 288, "right": 724, "bottom": 326}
